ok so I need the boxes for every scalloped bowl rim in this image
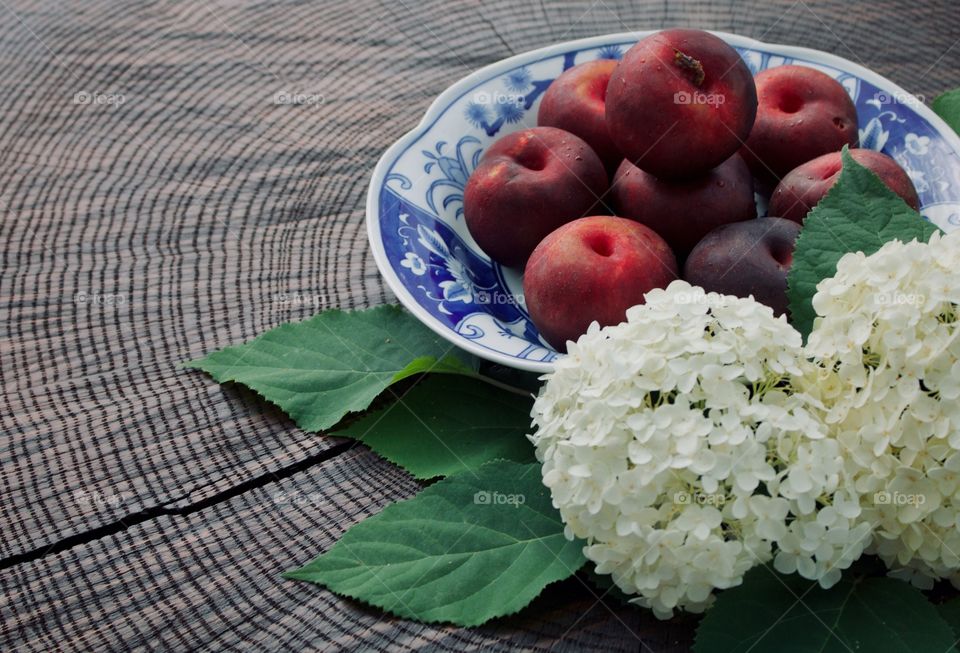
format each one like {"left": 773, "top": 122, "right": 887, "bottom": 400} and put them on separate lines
{"left": 366, "top": 30, "right": 960, "bottom": 373}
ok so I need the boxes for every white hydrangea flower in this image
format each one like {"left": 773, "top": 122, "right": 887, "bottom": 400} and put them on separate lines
{"left": 806, "top": 230, "right": 960, "bottom": 586}
{"left": 529, "top": 281, "right": 865, "bottom": 618}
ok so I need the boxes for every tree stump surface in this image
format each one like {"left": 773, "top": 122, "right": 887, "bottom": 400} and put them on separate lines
{"left": 1, "top": 0, "right": 956, "bottom": 649}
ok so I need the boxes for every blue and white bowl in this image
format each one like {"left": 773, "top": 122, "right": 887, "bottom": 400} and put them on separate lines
{"left": 366, "top": 31, "right": 960, "bottom": 372}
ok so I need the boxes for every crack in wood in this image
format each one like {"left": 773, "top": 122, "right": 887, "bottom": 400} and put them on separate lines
{"left": 0, "top": 440, "right": 357, "bottom": 571}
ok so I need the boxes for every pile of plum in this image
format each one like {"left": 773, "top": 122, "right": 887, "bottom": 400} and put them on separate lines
{"left": 462, "top": 29, "right": 919, "bottom": 351}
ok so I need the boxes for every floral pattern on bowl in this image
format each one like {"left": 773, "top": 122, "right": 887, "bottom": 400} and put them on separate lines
{"left": 367, "top": 31, "right": 960, "bottom": 372}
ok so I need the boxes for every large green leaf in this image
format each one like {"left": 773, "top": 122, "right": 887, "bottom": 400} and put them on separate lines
{"left": 933, "top": 88, "right": 960, "bottom": 135}
{"left": 184, "top": 305, "right": 476, "bottom": 431}
{"left": 694, "top": 567, "right": 955, "bottom": 653}
{"left": 786, "top": 147, "right": 941, "bottom": 338}
{"left": 284, "top": 460, "right": 586, "bottom": 626}
{"left": 333, "top": 375, "right": 535, "bottom": 479}
{"left": 937, "top": 597, "right": 960, "bottom": 643}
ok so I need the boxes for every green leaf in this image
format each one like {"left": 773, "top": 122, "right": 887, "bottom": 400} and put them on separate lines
{"left": 694, "top": 567, "right": 955, "bottom": 653}
{"left": 933, "top": 89, "right": 960, "bottom": 134}
{"left": 333, "top": 375, "right": 535, "bottom": 479}
{"left": 786, "top": 147, "right": 941, "bottom": 338}
{"left": 284, "top": 460, "right": 586, "bottom": 626}
{"left": 477, "top": 361, "right": 546, "bottom": 395}
{"left": 937, "top": 597, "right": 960, "bottom": 641}
{"left": 184, "top": 305, "right": 477, "bottom": 431}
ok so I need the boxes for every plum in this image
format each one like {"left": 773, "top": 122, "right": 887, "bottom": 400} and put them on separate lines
{"left": 537, "top": 59, "right": 621, "bottom": 176}
{"left": 611, "top": 153, "right": 756, "bottom": 258}
{"left": 523, "top": 215, "right": 678, "bottom": 351}
{"left": 741, "top": 65, "right": 858, "bottom": 185}
{"left": 683, "top": 217, "right": 801, "bottom": 316}
{"left": 769, "top": 148, "right": 920, "bottom": 223}
{"left": 605, "top": 29, "right": 757, "bottom": 179}
{"left": 463, "top": 126, "right": 608, "bottom": 268}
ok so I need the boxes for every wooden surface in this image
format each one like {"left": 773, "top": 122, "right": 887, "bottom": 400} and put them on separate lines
{"left": 1, "top": 0, "right": 957, "bottom": 650}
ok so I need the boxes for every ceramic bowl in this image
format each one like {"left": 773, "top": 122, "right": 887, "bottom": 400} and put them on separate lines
{"left": 366, "top": 31, "right": 960, "bottom": 372}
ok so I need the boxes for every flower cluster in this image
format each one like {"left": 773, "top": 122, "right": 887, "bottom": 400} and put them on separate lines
{"left": 806, "top": 231, "right": 960, "bottom": 587}
{"left": 531, "top": 233, "right": 960, "bottom": 618}
{"left": 529, "top": 281, "right": 870, "bottom": 618}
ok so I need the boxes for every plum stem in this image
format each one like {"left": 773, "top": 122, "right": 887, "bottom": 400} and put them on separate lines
{"left": 673, "top": 49, "right": 705, "bottom": 87}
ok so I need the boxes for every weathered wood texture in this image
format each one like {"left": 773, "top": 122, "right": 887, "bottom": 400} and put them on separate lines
{"left": 1, "top": 0, "right": 957, "bottom": 650}
{"left": 2, "top": 448, "right": 684, "bottom": 652}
